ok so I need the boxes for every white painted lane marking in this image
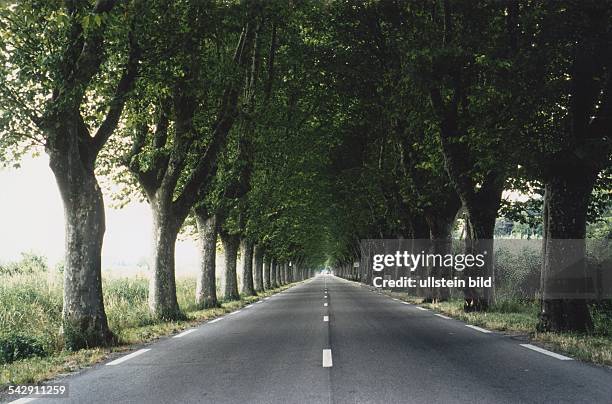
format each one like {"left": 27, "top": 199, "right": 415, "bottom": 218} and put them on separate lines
{"left": 465, "top": 325, "right": 491, "bottom": 333}
{"left": 208, "top": 318, "right": 223, "bottom": 324}
{"left": 322, "top": 349, "right": 333, "bottom": 367}
{"left": 324, "top": 315, "right": 329, "bottom": 322}
{"left": 173, "top": 329, "right": 196, "bottom": 338}
{"left": 520, "top": 344, "right": 573, "bottom": 360}
{"left": 106, "top": 349, "right": 150, "bottom": 366}
{"left": 228, "top": 310, "right": 242, "bottom": 315}
{"left": 324, "top": 303, "right": 328, "bottom": 307}
{"left": 401, "top": 301, "right": 410, "bottom": 305}
{"left": 255, "top": 300, "right": 263, "bottom": 304}
{"left": 392, "top": 298, "right": 399, "bottom": 301}
{"left": 324, "top": 295, "right": 328, "bottom": 299}
{"left": 435, "top": 313, "right": 451, "bottom": 319}
{"left": 9, "top": 398, "right": 37, "bottom": 404}
{"left": 244, "top": 305, "right": 253, "bottom": 309}
{"left": 415, "top": 306, "right": 428, "bottom": 311}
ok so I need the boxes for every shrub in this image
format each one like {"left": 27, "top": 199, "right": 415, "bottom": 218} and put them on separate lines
{"left": 0, "top": 333, "right": 47, "bottom": 364}
{"left": 0, "top": 253, "right": 48, "bottom": 276}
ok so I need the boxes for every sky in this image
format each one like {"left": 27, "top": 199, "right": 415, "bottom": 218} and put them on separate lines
{"left": 0, "top": 155, "right": 200, "bottom": 275}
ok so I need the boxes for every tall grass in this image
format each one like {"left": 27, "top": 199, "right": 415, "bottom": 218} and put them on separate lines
{"left": 0, "top": 254, "right": 202, "bottom": 364}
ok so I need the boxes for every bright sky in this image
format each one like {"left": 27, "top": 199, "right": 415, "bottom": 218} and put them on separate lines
{"left": 0, "top": 155, "right": 200, "bottom": 274}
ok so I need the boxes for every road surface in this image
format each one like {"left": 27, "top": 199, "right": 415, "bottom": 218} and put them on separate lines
{"left": 11, "top": 275, "right": 612, "bottom": 404}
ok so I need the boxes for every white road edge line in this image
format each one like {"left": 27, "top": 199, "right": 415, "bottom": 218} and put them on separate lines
{"left": 208, "top": 318, "right": 223, "bottom": 324}
{"left": 322, "top": 349, "right": 333, "bottom": 367}
{"left": 244, "top": 305, "right": 253, "bottom": 309}
{"left": 435, "top": 313, "right": 451, "bottom": 319}
{"left": 324, "top": 315, "right": 329, "bottom": 322}
{"left": 520, "top": 344, "right": 573, "bottom": 360}
{"left": 401, "top": 301, "right": 410, "bottom": 305}
{"left": 255, "top": 300, "right": 263, "bottom": 304}
{"left": 415, "top": 306, "right": 428, "bottom": 311}
{"left": 324, "top": 303, "right": 328, "bottom": 307}
{"left": 229, "top": 310, "right": 242, "bottom": 315}
{"left": 465, "top": 324, "right": 491, "bottom": 334}
{"left": 9, "top": 398, "right": 38, "bottom": 404}
{"left": 106, "top": 348, "right": 150, "bottom": 366}
{"left": 173, "top": 329, "right": 196, "bottom": 338}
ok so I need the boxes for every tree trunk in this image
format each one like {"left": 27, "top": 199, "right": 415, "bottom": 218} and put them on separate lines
{"left": 276, "top": 261, "right": 283, "bottom": 286}
{"left": 462, "top": 205, "right": 498, "bottom": 311}
{"left": 240, "top": 239, "right": 256, "bottom": 296}
{"left": 263, "top": 255, "right": 271, "bottom": 289}
{"left": 270, "top": 258, "right": 278, "bottom": 288}
{"left": 538, "top": 168, "right": 597, "bottom": 333}
{"left": 253, "top": 245, "right": 264, "bottom": 292}
{"left": 50, "top": 153, "right": 113, "bottom": 349}
{"left": 221, "top": 232, "right": 240, "bottom": 300}
{"left": 280, "top": 262, "right": 287, "bottom": 285}
{"left": 149, "top": 203, "right": 182, "bottom": 320}
{"left": 195, "top": 210, "right": 219, "bottom": 309}
{"left": 427, "top": 203, "right": 460, "bottom": 302}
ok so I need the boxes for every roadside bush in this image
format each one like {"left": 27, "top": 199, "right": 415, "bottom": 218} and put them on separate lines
{"left": 0, "top": 333, "right": 47, "bottom": 364}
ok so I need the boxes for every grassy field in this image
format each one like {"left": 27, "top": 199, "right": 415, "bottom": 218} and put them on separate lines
{"left": 384, "top": 291, "right": 612, "bottom": 366}
{"left": 0, "top": 255, "right": 295, "bottom": 388}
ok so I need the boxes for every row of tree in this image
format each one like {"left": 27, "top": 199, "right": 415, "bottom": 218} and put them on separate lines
{"left": 0, "top": 0, "right": 329, "bottom": 349}
{"left": 0, "top": 0, "right": 610, "bottom": 349}
{"left": 316, "top": 1, "right": 611, "bottom": 333}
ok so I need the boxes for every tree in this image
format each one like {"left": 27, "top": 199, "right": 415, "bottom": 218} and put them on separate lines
{"left": 0, "top": 0, "right": 140, "bottom": 349}
{"left": 121, "top": 2, "right": 254, "bottom": 318}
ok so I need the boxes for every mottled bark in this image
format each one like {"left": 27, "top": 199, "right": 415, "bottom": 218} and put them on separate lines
{"left": 195, "top": 210, "right": 219, "bottom": 309}
{"left": 263, "top": 255, "right": 271, "bottom": 289}
{"left": 50, "top": 151, "right": 113, "bottom": 349}
{"left": 240, "top": 239, "right": 256, "bottom": 296}
{"left": 221, "top": 232, "right": 240, "bottom": 300}
{"left": 148, "top": 202, "right": 182, "bottom": 320}
{"left": 253, "top": 245, "right": 264, "bottom": 292}
{"left": 538, "top": 168, "right": 597, "bottom": 332}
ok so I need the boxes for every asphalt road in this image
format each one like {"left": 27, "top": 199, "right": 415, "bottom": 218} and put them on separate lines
{"left": 13, "top": 275, "right": 612, "bottom": 404}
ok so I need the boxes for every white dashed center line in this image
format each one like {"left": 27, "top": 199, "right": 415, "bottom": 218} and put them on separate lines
{"left": 324, "top": 315, "right": 329, "bottom": 322}
{"left": 324, "top": 303, "right": 328, "bottom": 307}
{"left": 322, "top": 349, "right": 333, "bottom": 367}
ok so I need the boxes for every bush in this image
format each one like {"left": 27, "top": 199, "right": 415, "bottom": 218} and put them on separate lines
{"left": 0, "top": 333, "right": 47, "bottom": 364}
{"left": 0, "top": 253, "right": 48, "bottom": 276}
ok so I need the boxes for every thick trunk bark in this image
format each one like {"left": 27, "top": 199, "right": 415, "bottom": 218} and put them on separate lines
{"left": 149, "top": 204, "right": 182, "bottom": 320}
{"left": 263, "top": 255, "right": 271, "bottom": 289}
{"left": 462, "top": 207, "right": 498, "bottom": 311}
{"left": 270, "top": 258, "right": 278, "bottom": 288}
{"left": 280, "top": 262, "right": 286, "bottom": 285}
{"left": 221, "top": 233, "right": 240, "bottom": 300}
{"left": 253, "top": 245, "right": 264, "bottom": 292}
{"left": 50, "top": 153, "right": 113, "bottom": 349}
{"left": 195, "top": 211, "right": 219, "bottom": 309}
{"left": 426, "top": 204, "right": 460, "bottom": 302}
{"left": 276, "top": 261, "right": 283, "bottom": 286}
{"left": 240, "top": 239, "right": 256, "bottom": 296}
{"left": 538, "top": 169, "right": 596, "bottom": 333}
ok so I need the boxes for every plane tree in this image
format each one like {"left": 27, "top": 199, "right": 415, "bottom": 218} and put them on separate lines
{"left": 0, "top": 0, "right": 142, "bottom": 348}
